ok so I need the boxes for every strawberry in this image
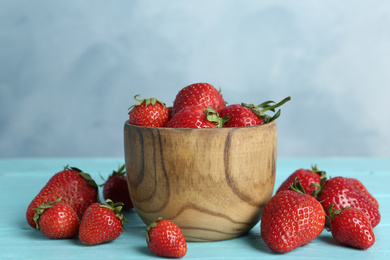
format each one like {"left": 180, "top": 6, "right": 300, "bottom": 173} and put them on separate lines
{"left": 101, "top": 164, "right": 133, "bottom": 210}
{"left": 219, "top": 104, "right": 261, "bottom": 127}
{"left": 26, "top": 166, "right": 99, "bottom": 228}
{"left": 172, "top": 83, "right": 226, "bottom": 115}
{"left": 79, "top": 199, "right": 126, "bottom": 245}
{"left": 328, "top": 205, "right": 375, "bottom": 249}
{"left": 317, "top": 176, "right": 380, "bottom": 227}
{"left": 33, "top": 198, "right": 80, "bottom": 239}
{"left": 349, "top": 178, "right": 379, "bottom": 208}
{"left": 165, "top": 105, "right": 229, "bottom": 128}
{"left": 260, "top": 178, "right": 325, "bottom": 253}
{"left": 219, "top": 96, "right": 291, "bottom": 127}
{"left": 146, "top": 218, "right": 187, "bottom": 258}
{"left": 167, "top": 106, "right": 173, "bottom": 122}
{"left": 276, "top": 165, "right": 326, "bottom": 198}
{"left": 128, "top": 95, "right": 168, "bottom": 127}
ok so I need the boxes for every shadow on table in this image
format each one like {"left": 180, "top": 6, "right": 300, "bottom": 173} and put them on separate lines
{"left": 25, "top": 228, "right": 51, "bottom": 241}
{"left": 134, "top": 246, "right": 155, "bottom": 257}
{"left": 242, "top": 228, "right": 278, "bottom": 254}
{"left": 317, "top": 232, "right": 340, "bottom": 247}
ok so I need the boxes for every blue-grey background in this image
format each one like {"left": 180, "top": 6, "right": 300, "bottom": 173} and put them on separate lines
{"left": 1, "top": 0, "right": 389, "bottom": 158}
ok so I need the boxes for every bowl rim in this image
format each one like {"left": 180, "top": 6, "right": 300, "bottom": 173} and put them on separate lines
{"left": 124, "top": 119, "right": 276, "bottom": 132}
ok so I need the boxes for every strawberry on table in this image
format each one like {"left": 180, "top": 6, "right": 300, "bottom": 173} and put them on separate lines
{"left": 79, "top": 199, "right": 126, "bottom": 245}
{"left": 349, "top": 178, "right": 379, "bottom": 208}
{"left": 318, "top": 176, "right": 380, "bottom": 227}
{"left": 33, "top": 198, "right": 80, "bottom": 239}
{"left": 165, "top": 105, "right": 229, "bottom": 128}
{"left": 101, "top": 164, "right": 133, "bottom": 210}
{"left": 260, "top": 178, "right": 325, "bottom": 253}
{"left": 146, "top": 218, "right": 187, "bottom": 258}
{"left": 328, "top": 205, "right": 375, "bottom": 249}
{"left": 26, "top": 166, "right": 99, "bottom": 228}
{"left": 128, "top": 95, "right": 169, "bottom": 127}
{"left": 172, "top": 82, "right": 226, "bottom": 115}
{"left": 276, "top": 165, "right": 326, "bottom": 198}
{"left": 219, "top": 96, "right": 291, "bottom": 127}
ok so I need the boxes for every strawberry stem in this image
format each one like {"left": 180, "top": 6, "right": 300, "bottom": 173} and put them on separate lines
{"left": 257, "top": 100, "right": 276, "bottom": 111}
{"left": 101, "top": 199, "right": 124, "bottom": 214}
{"left": 327, "top": 204, "right": 348, "bottom": 225}
{"left": 242, "top": 96, "right": 291, "bottom": 123}
{"left": 128, "top": 95, "right": 166, "bottom": 111}
{"left": 309, "top": 165, "right": 327, "bottom": 197}
{"left": 288, "top": 177, "right": 306, "bottom": 195}
{"left": 145, "top": 217, "right": 162, "bottom": 243}
{"left": 259, "top": 96, "right": 291, "bottom": 114}
{"left": 205, "top": 107, "right": 230, "bottom": 128}
{"left": 310, "top": 164, "right": 327, "bottom": 179}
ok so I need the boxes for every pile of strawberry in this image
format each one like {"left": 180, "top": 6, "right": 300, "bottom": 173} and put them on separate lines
{"left": 26, "top": 165, "right": 134, "bottom": 245}
{"left": 25, "top": 165, "right": 186, "bottom": 257}
{"left": 261, "top": 165, "right": 381, "bottom": 253}
{"left": 128, "top": 82, "right": 291, "bottom": 128}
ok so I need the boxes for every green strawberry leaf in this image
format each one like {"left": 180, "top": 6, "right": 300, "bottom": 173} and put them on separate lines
{"left": 242, "top": 96, "right": 291, "bottom": 123}
{"left": 128, "top": 95, "right": 166, "bottom": 111}
{"left": 32, "top": 197, "right": 62, "bottom": 230}
{"left": 288, "top": 177, "right": 307, "bottom": 195}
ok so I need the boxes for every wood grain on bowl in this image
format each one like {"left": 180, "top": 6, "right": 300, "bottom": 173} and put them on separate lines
{"left": 124, "top": 121, "right": 277, "bottom": 242}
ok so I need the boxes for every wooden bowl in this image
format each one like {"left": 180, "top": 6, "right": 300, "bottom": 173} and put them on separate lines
{"left": 123, "top": 120, "right": 277, "bottom": 242}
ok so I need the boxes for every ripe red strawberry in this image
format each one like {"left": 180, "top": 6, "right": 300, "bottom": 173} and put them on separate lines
{"left": 167, "top": 106, "right": 173, "bottom": 122}
{"left": 276, "top": 165, "right": 326, "bottom": 198}
{"left": 172, "top": 83, "right": 226, "bottom": 115}
{"left": 26, "top": 166, "right": 98, "bottom": 228}
{"left": 128, "top": 95, "right": 168, "bottom": 127}
{"left": 219, "top": 104, "right": 261, "bottom": 127}
{"left": 317, "top": 176, "right": 380, "bottom": 228}
{"left": 260, "top": 179, "right": 325, "bottom": 253}
{"left": 165, "top": 105, "right": 229, "bottom": 128}
{"left": 79, "top": 199, "right": 126, "bottom": 245}
{"left": 350, "top": 178, "right": 379, "bottom": 208}
{"left": 33, "top": 198, "right": 80, "bottom": 239}
{"left": 328, "top": 205, "right": 375, "bottom": 249}
{"left": 101, "top": 164, "right": 133, "bottom": 210}
{"left": 146, "top": 218, "right": 187, "bottom": 258}
{"left": 219, "top": 96, "right": 291, "bottom": 127}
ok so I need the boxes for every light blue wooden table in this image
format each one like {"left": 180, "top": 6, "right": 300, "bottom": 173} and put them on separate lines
{"left": 1, "top": 157, "right": 388, "bottom": 259}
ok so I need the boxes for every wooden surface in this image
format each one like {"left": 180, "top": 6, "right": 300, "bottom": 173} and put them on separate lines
{"left": 0, "top": 157, "right": 389, "bottom": 259}
{"left": 124, "top": 121, "right": 277, "bottom": 241}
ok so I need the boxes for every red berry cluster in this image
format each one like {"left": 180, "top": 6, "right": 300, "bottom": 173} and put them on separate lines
{"left": 26, "top": 165, "right": 187, "bottom": 257}
{"left": 26, "top": 165, "right": 133, "bottom": 245}
{"left": 261, "top": 165, "right": 380, "bottom": 253}
{"left": 128, "top": 82, "right": 291, "bottom": 128}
